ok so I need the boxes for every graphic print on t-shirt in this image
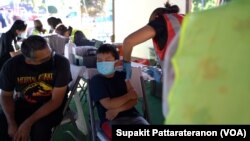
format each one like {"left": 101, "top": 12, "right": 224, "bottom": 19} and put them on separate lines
{"left": 17, "top": 72, "right": 53, "bottom": 104}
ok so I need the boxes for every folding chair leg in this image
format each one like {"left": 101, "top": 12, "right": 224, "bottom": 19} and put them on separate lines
{"left": 87, "top": 94, "right": 97, "bottom": 141}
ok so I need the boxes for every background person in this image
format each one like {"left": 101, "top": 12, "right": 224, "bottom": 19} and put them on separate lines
{"left": 47, "top": 17, "right": 62, "bottom": 33}
{"left": 31, "top": 19, "right": 47, "bottom": 35}
{"left": 0, "top": 19, "right": 27, "bottom": 71}
{"left": 54, "top": 24, "right": 72, "bottom": 38}
{"left": 122, "top": 1, "right": 183, "bottom": 80}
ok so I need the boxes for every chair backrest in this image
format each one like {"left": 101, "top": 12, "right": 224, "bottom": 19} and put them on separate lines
{"left": 62, "top": 64, "right": 84, "bottom": 115}
{"left": 86, "top": 67, "right": 150, "bottom": 141}
{"left": 66, "top": 64, "right": 88, "bottom": 135}
{"left": 130, "top": 67, "right": 150, "bottom": 122}
{"left": 73, "top": 88, "right": 88, "bottom": 135}
{"left": 85, "top": 68, "right": 99, "bottom": 141}
{"left": 92, "top": 39, "right": 104, "bottom": 48}
{"left": 51, "top": 64, "right": 87, "bottom": 140}
{"left": 64, "top": 42, "right": 76, "bottom": 64}
{"left": 48, "top": 34, "right": 69, "bottom": 55}
{"left": 68, "top": 64, "right": 85, "bottom": 95}
{"left": 72, "top": 46, "right": 97, "bottom": 68}
{"left": 130, "top": 67, "right": 144, "bottom": 97}
{"left": 84, "top": 68, "right": 99, "bottom": 79}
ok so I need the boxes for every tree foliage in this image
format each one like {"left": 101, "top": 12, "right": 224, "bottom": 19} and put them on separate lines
{"left": 20, "top": 0, "right": 107, "bottom": 17}
{"left": 192, "top": 0, "right": 218, "bottom": 12}
{"left": 81, "top": 0, "right": 106, "bottom": 16}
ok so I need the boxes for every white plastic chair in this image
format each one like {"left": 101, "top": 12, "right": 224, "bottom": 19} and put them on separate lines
{"left": 72, "top": 46, "right": 97, "bottom": 68}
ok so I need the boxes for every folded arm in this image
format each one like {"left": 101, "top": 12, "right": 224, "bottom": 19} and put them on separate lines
{"left": 117, "top": 98, "right": 137, "bottom": 112}
{"left": 114, "top": 80, "right": 138, "bottom": 112}
{"left": 105, "top": 98, "right": 138, "bottom": 121}
{"left": 100, "top": 79, "right": 137, "bottom": 110}
{"left": 100, "top": 93, "right": 132, "bottom": 110}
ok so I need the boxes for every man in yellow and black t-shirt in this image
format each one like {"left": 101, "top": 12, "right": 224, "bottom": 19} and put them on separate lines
{"left": 0, "top": 35, "right": 72, "bottom": 141}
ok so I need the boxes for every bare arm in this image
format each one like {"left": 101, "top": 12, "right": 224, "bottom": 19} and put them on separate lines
{"left": 0, "top": 90, "right": 18, "bottom": 138}
{"left": 105, "top": 80, "right": 138, "bottom": 120}
{"left": 113, "top": 80, "right": 138, "bottom": 112}
{"left": 13, "top": 86, "right": 68, "bottom": 141}
{"left": 0, "top": 90, "right": 16, "bottom": 126}
{"left": 100, "top": 80, "right": 137, "bottom": 110}
{"left": 9, "top": 50, "right": 21, "bottom": 57}
{"left": 122, "top": 25, "right": 156, "bottom": 61}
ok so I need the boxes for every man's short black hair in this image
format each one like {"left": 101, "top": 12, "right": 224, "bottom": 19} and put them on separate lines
{"left": 21, "top": 35, "right": 48, "bottom": 58}
{"left": 97, "top": 44, "right": 119, "bottom": 60}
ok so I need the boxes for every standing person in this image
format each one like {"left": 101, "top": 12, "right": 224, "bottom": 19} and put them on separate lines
{"left": 164, "top": 0, "right": 250, "bottom": 124}
{"left": 0, "top": 19, "right": 27, "bottom": 70}
{"left": 89, "top": 44, "right": 149, "bottom": 140}
{"left": 54, "top": 24, "right": 72, "bottom": 37}
{"left": 122, "top": 2, "right": 183, "bottom": 79}
{"left": 0, "top": 35, "right": 72, "bottom": 141}
{"left": 31, "top": 19, "right": 47, "bottom": 35}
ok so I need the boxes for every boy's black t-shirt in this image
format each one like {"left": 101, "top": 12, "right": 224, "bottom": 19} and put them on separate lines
{"left": 90, "top": 71, "right": 140, "bottom": 124}
{"left": 0, "top": 54, "right": 72, "bottom": 105}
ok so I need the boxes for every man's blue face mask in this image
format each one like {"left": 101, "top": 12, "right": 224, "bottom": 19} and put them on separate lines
{"left": 97, "top": 61, "right": 115, "bottom": 75}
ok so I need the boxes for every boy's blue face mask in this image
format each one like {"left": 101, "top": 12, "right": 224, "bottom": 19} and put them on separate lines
{"left": 97, "top": 61, "right": 115, "bottom": 75}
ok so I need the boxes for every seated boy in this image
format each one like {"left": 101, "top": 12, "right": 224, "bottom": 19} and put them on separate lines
{"left": 89, "top": 44, "right": 149, "bottom": 140}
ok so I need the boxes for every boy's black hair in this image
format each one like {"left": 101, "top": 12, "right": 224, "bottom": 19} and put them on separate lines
{"left": 97, "top": 44, "right": 119, "bottom": 60}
